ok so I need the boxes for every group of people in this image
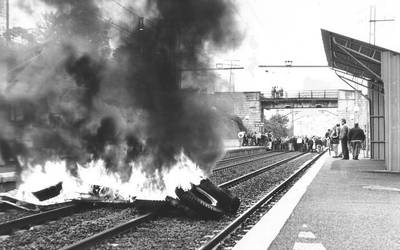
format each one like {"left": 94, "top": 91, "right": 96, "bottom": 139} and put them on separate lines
{"left": 325, "top": 118, "right": 366, "bottom": 160}
{"left": 238, "top": 118, "right": 366, "bottom": 160}
{"left": 238, "top": 131, "right": 327, "bottom": 153}
{"left": 271, "top": 86, "right": 284, "bottom": 98}
{"left": 237, "top": 131, "right": 267, "bottom": 146}
{"left": 277, "top": 136, "right": 326, "bottom": 152}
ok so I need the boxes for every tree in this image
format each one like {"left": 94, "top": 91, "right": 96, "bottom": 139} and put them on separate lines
{"left": 264, "top": 114, "right": 289, "bottom": 138}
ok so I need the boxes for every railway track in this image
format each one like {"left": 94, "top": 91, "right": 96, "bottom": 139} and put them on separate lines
{"left": 0, "top": 151, "right": 323, "bottom": 249}
{"left": 0, "top": 204, "right": 85, "bottom": 235}
{"left": 217, "top": 152, "right": 305, "bottom": 188}
{"left": 213, "top": 151, "right": 286, "bottom": 173}
{"left": 0, "top": 195, "right": 80, "bottom": 224}
{"left": 216, "top": 150, "right": 275, "bottom": 165}
{"left": 60, "top": 151, "right": 312, "bottom": 249}
{"left": 60, "top": 212, "right": 156, "bottom": 250}
{"left": 198, "top": 150, "right": 326, "bottom": 249}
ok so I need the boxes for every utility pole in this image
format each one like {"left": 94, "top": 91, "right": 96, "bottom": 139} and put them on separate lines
{"left": 225, "top": 59, "right": 240, "bottom": 92}
{"left": 5, "top": 0, "right": 9, "bottom": 42}
{"left": 291, "top": 109, "right": 294, "bottom": 136}
{"left": 369, "top": 6, "right": 395, "bottom": 45}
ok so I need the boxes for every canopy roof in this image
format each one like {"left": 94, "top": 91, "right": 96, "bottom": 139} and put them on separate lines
{"left": 321, "top": 29, "right": 399, "bottom": 83}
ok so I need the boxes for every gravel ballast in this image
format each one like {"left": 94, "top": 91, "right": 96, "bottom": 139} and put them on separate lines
{"left": 93, "top": 153, "right": 316, "bottom": 249}
{"left": 0, "top": 210, "right": 33, "bottom": 224}
{"left": 0, "top": 207, "right": 138, "bottom": 249}
{"left": 211, "top": 152, "right": 300, "bottom": 184}
{"left": 1, "top": 152, "right": 317, "bottom": 249}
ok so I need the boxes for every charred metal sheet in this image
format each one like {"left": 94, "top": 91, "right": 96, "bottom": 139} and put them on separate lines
{"left": 32, "top": 182, "right": 63, "bottom": 201}
{"left": 0, "top": 194, "right": 39, "bottom": 212}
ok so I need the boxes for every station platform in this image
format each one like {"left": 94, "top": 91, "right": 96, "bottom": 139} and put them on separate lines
{"left": 234, "top": 153, "right": 400, "bottom": 250}
{"left": 224, "top": 146, "right": 265, "bottom": 151}
{"left": 0, "top": 166, "right": 17, "bottom": 192}
{"left": 0, "top": 166, "right": 16, "bottom": 182}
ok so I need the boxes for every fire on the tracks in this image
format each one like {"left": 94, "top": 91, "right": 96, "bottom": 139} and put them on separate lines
{"left": 4, "top": 152, "right": 240, "bottom": 219}
{"left": 0, "top": 0, "right": 243, "bottom": 220}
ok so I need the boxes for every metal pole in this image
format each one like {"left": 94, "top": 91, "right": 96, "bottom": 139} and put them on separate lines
{"left": 291, "top": 109, "right": 294, "bottom": 136}
{"left": 369, "top": 6, "right": 372, "bottom": 43}
{"left": 6, "top": 0, "right": 9, "bottom": 42}
{"left": 373, "top": 7, "right": 376, "bottom": 45}
{"left": 368, "top": 6, "right": 395, "bottom": 45}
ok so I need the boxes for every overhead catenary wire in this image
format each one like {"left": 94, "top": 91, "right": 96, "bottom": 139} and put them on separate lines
{"left": 110, "top": 0, "right": 141, "bottom": 18}
{"left": 102, "top": 17, "right": 132, "bottom": 35}
{"left": 109, "top": 0, "right": 156, "bottom": 27}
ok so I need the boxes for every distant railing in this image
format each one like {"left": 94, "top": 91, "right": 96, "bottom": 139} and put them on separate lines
{"left": 262, "top": 90, "right": 338, "bottom": 99}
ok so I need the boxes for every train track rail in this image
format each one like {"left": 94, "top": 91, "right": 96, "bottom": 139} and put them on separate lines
{"left": 198, "top": 150, "right": 326, "bottom": 250}
{"left": 218, "top": 152, "right": 305, "bottom": 188}
{"left": 0, "top": 203, "right": 84, "bottom": 235}
{"left": 58, "top": 152, "right": 309, "bottom": 249}
{"left": 60, "top": 212, "right": 156, "bottom": 250}
{"left": 216, "top": 151, "right": 273, "bottom": 165}
{"left": 1, "top": 151, "right": 319, "bottom": 249}
{"left": 213, "top": 151, "right": 286, "bottom": 173}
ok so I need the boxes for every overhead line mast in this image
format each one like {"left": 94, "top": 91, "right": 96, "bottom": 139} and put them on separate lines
{"left": 369, "top": 6, "right": 395, "bottom": 45}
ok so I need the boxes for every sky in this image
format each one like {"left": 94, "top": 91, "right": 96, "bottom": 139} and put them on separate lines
{"left": 4, "top": 0, "right": 400, "bottom": 93}
{"left": 215, "top": 0, "right": 400, "bottom": 93}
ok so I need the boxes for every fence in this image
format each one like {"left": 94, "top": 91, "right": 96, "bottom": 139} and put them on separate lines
{"left": 262, "top": 90, "right": 338, "bottom": 99}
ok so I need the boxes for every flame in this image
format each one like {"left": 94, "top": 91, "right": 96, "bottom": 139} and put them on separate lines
{"left": 12, "top": 151, "right": 206, "bottom": 205}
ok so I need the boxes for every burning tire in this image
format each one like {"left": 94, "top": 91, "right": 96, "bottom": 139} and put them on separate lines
{"left": 165, "top": 196, "right": 198, "bottom": 218}
{"left": 134, "top": 199, "right": 169, "bottom": 212}
{"left": 175, "top": 186, "right": 224, "bottom": 219}
{"left": 198, "top": 178, "right": 240, "bottom": 213}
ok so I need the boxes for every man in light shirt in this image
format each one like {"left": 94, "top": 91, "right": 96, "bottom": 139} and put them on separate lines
{"left": 339, "top": 118, "right": 349, "bottom": 160}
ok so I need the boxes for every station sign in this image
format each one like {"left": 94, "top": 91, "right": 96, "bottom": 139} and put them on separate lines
{"left": 254, "top": 122, "right": 264, "bottom": 127}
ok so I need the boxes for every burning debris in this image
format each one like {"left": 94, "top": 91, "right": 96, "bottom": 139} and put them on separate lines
{"left": 32, "top": 181, "right": 63, "bottom": 201}
{"left": 135, "top": 178, "right": 240, "bottom": 219}
{"left": 0, "top": 0, "right": 243, "bottom": 206}
{"left": 174, "top": 178, "right": 240, "bottom": 218}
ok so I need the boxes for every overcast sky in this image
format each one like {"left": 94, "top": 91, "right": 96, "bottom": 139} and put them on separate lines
{"left": 216, "top": 0, "right": 400, "bottom": 93}
{"left": 7, "top": 0, "right": 400, "bottom": 93}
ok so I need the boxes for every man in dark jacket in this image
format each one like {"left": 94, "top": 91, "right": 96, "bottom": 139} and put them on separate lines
{"left": 348, "top": 123, "right": 366, "bottom": 160}
{"left": 339, "top": 118, "right": 349, "bottom": 160}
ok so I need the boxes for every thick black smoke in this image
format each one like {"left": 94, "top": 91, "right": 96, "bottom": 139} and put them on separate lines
{"left": 113, "top": 0, "right": 242, "bottom": 173}
{"left": 0, "top": 0, "right": 242, "bottom": 182}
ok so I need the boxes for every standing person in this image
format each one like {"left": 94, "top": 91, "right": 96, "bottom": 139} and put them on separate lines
{"left": 315, "top": 137, "right": 323, "bottom": 152}
{"left": 296, "top": 136, "right": 303, "bottom": 152}
{"left": 243, "top": 133, "right": 249, "bottom": 146}
{"left": 238, "top": 131, "right": 245, "bottom": 147}
{"left": 312, "top": 137, "right": 317, "bottom": 152}
{"left": 330, "top": 125, "right": 340, "bottom": 157}
{"left": 348, "top": 123, "right": 366, "bottom": 160}
{"left": 255, "top": 132, "right": 262, "bottom": 146}
{"left": 339, "top": 118, "right": 349, "bottom": 160}
{"left": 325, "top": 129, "right": 331, "bottom": 154}
{"left": 307, "top": 137, "right": 314, "bottom": 152}
{"left": 288, "top": 137, "right": 295, "bottom": 151}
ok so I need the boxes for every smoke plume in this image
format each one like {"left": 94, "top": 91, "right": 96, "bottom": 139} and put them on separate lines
{"left": 0, "top": 0, "right": 242, "bottom": 186}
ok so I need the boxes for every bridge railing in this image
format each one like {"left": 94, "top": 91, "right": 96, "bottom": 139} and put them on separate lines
{"left": 262, "top": 90, "right": 338, "bottom": 99}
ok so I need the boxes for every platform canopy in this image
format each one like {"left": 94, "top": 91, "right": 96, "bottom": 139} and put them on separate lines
{"left": 321, "top": 29, "right": 399, "bottom": 85}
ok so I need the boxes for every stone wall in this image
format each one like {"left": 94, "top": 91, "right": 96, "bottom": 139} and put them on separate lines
{"left": 212, "top": 92, "right": 263, "bottom": 133}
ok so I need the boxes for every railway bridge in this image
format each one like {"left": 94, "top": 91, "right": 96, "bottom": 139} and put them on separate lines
{"left": 213, "top": 89, "right": 364, "bottom": 134}
{"left": 261, "top": 90, "right": 338, "bottom": 109}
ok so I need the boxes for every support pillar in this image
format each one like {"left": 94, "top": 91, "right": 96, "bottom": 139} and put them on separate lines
{"left": 382, "top": 51, "right": 400, "bottom": 171}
